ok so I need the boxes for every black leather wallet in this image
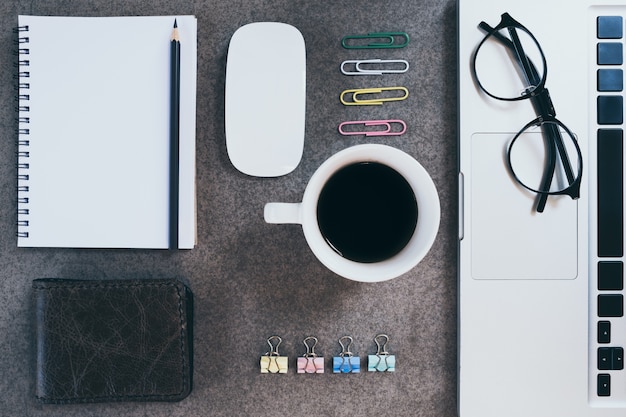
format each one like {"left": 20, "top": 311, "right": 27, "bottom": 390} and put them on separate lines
{"left": 32, "top": 278, "right": 193, "bottom": 404}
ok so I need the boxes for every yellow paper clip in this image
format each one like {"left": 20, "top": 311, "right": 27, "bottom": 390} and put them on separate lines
{"left": 340, "top": 86, "right": 409, "bottom": 106}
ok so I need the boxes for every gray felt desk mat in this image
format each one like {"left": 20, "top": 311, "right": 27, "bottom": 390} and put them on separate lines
{"left": 0, "top": 0, "right": 457, "bottom": 416}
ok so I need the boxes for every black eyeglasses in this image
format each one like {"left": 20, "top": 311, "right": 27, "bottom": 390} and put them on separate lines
{"left": 471, "top": 13, "right": 582, "bottom": 213}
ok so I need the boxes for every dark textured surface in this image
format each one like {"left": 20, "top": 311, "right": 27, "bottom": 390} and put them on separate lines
{"left": 1, "top": 0, "right": 458, "bottom": 416}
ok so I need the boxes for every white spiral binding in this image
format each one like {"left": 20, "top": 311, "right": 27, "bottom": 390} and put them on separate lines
{"left": 17, "top": 25, "right": 30, "bottom": 238}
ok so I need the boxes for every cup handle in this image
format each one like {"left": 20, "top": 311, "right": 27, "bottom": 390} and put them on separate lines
{"left": 264, "top": 202, "right": 302, "bottom": 224}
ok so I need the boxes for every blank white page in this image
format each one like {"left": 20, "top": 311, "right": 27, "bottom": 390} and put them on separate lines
{"left": 17, "top": 15, "right": 197, "bottom": 248}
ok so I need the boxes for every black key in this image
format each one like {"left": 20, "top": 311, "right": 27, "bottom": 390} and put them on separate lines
{"left": 598, "top": 347, "right": 624, "bottom": 370}
{"left": 598, "top": 374, "right": 611, "bottom": 396}
{"left": 598, "top": 294, "right": 624, "bottom": 317}
{"left": 598, "top": 262, "right": 624, "bottom": 290}
{"left": 597, "top": 129, "right": 623, "bottom": 257}
{"left": 599, "top": 347, "right": 613, "bottom": 369}
{"left": 598, "top": 16, "right": 623, "bottom": 39}
{"left": 598, "top": 96, "right": 623, "bottom": 125}
{"left": 598, "top": 321, "right": 611, "bottom": 344}
{"left": 598, "top": 43, "right": 623, "bottom": 65}
{"left": 598, "top": 69, "right": 623, "bottom": 92}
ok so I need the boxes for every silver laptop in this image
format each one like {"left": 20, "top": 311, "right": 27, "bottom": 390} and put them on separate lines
{"left": 458, "top": 0, "right": 625, "bottom": 416}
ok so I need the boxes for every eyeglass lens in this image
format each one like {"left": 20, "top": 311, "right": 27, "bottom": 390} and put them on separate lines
{"left": 474, "top": 24, "right": 546, "bottom": 100}
{"left": 508, "top": 120, "right": 581, "bottom": 195}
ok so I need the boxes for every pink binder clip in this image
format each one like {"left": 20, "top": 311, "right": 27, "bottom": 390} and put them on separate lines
{"left": 338, "top": 119, "right": 407, "bottom": 137}
{"left": 297, "top": 336, "right": 324, "bottom": 374}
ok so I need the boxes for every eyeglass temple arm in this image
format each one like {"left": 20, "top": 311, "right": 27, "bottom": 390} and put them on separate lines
{"left": 478, "top": 22, "right": 542, "bottom": 84}
{"left": 506, "top": 33, "right": 578, "bottom": 207}
{"left": 536, "top": 126, "right": 557, "bottom": 213}
{"left": 534, "top": 90, "right": 558, "bottom": 213}
{"left": 479, "top": 22, "right": 550, "bottom": 210}
{"left": 536, "top": 119, "right": 580, "bottom": 211}
{"left": 507, "top": 27, "right": 541, "bottom": 87}
{"left": 479, "top": 22, "right": 578, "bottom": 212}
{"left": 492, "top": 26, "right": 578, "bottom": 208}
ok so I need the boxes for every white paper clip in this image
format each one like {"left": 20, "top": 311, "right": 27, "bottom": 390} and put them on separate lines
{"left": 340, "top": 59, "right": 409, "bottom": 76}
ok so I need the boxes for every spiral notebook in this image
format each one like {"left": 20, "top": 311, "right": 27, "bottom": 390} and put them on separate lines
{"left": 16, "top": 15, "right": 197, "bottom": 249}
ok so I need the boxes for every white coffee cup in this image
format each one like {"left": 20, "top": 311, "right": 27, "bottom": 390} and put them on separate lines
{"left": 264, "top": 144, "right": 440, "bottom": 282}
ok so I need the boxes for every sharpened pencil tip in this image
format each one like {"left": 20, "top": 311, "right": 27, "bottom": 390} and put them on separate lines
{"left": 171, "top": 19, "right": 180, "bottom": 41}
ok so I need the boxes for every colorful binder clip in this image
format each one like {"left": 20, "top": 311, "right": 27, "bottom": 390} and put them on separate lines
{"left": 368, "top": 334, "right": 396, "bottom": 372}
{"left": 341, "top": 32, "right": 410, "bottom": 49}
{"left": 338, "top": 119, "right": 407, "bottom": 137}
{"left": 340, "top": 87, "right": 409, "bottom": 106}
{"left": 333, "top": 336, "right": 360, "bottom": 373}
{"left": 297, "top": 336, "right": 324, "bottom": 374}
{"left": 340, "top": 59, "right": 409, "bottom": 76}
{"left": 260, "top": 336, "right": 288, "bottom": 374}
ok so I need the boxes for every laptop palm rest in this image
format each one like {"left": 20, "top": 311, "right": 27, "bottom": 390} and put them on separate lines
{"left": 470, "top": 133, "right": 578, "bottom": 280}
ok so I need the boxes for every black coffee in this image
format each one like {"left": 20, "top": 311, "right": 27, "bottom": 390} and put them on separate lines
{"left": 316, "top": 162, "right": 418, "bottom": 263}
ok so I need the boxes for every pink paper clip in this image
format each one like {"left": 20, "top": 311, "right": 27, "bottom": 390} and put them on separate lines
{"left": 338, "top": 119, "right": 407, "bottom": 137}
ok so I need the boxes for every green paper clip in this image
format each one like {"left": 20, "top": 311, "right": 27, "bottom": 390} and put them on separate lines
{"left": 341, "top": 32, "right": 409, "bottom": 49}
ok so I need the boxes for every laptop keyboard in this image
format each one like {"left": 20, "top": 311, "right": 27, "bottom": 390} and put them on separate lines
{"left": 593, "top": 11, "right": 626, "bottom": 403}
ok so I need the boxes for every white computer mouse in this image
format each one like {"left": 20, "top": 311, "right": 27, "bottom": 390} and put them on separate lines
{"left": 225, "top": 22, "right": 306, "bottom": 177}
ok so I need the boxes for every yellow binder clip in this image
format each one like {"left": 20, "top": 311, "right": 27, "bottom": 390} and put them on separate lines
{"left": 340, "top": 86, "right": 409, "bottom": 106}
{"left": 260, "top": 336, "right": 288, "bottom": 374}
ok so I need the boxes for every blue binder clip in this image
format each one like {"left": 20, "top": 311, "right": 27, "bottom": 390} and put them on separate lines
{"left": 368, "top": 334, "right": 396, "bottom": 372}
{"left": 333, "top": 336, "right": 360, "bottom": 373}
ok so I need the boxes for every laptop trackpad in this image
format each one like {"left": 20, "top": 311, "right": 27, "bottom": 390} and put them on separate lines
{"left": 470, "top": 133, "right": 578, "bottom": 280}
